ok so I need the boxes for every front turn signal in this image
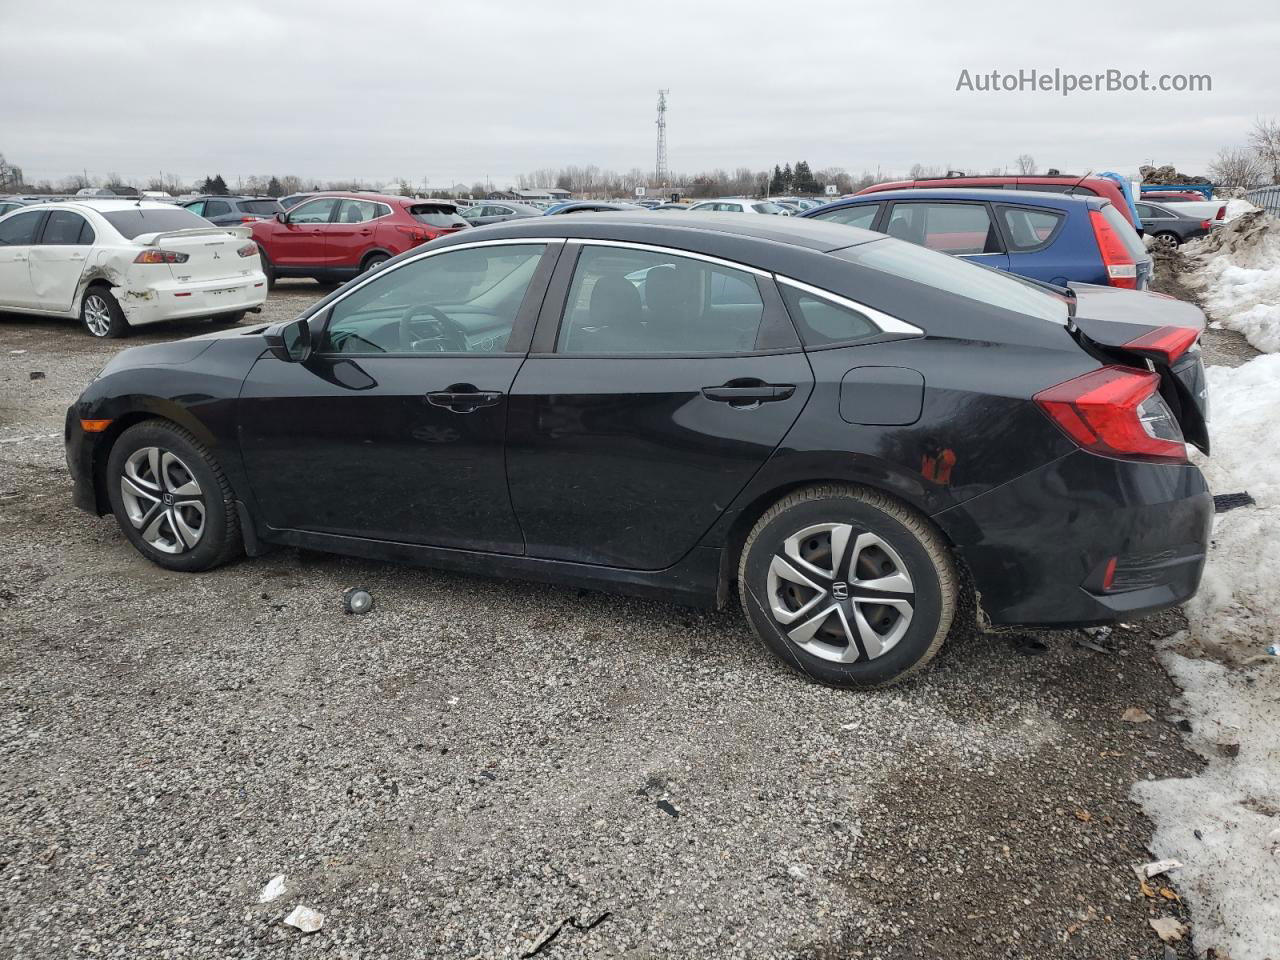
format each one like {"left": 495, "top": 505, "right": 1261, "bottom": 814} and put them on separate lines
{"left": 80, "top": 419, "right": 113, "bottom": 433}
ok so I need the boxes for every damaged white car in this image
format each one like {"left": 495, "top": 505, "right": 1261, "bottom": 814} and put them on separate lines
{"left": 0, "top": 200, "right": 267, "bottom": 337}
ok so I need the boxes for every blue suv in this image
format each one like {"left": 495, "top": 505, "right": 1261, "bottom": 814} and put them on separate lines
{"left": 800, "top": 188, "right": 1153, "bottom": 290}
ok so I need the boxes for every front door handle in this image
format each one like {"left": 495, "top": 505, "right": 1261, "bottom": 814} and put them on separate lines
{"left": 702, "top": 380, "right": 796, "bottom": 405}
{"left": 426, "top": 383, "right": 503, "bottom": 413}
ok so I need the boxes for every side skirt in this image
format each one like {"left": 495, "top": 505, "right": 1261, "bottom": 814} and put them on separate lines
{"left": 259, "top": 526, "right": 725, "bottom": 609}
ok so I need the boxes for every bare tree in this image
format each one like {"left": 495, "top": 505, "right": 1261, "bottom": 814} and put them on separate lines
{"left": 1208, "top": 147, "right": 1264, "bottom": 192}
{"left": 1015, "top": 154, "right": 1037, "bottom": 175}
{"left": 1248, "top": 117, "right": 1280, "bottom": 184}
{"left": 0, "top": 153, "right": 24, "bottom": 191}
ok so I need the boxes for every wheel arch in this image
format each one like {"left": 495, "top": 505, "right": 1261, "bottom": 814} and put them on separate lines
{"left": 88, "top": 403, "right": 222, "bottom": 515}
{"left": 360, "top": 247, "right": 395, "bottom": 270}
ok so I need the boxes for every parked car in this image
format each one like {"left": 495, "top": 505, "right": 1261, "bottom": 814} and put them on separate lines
{"left": 182, "top": 195, "right": 283, "bottom": 225}
{"left": 650, "top": 203, "right": 690, "bottom": 211}
{"left": 1138, "top": 197, "right": 1228, "bottom": 224}
{"left": 0, "top": 197, "right": 46, "bottom": 217}
{"left": 279, "top": 193, "right": 320, "bottom": 210}
{"left": 1134, "top": 201, "right": 1214, "bottom": 248}
{"left": 250, "top": 192, "right": 468, "bottom": 287}
{"left": 857, "top": 174, "right": 1142, "bottom": 230}
{"left": 689, "top": 198, "right": 790, "bottom": 215}
{"left": 460, "top": 202, "right": 544, "bottom": 226}
{"left": 75, "top": 188, "right": 117, "bottom": 198}
{"left": 544, "top": 201, "right": 644, "bottom": 215}
{"left": 0, "top": 200, "right": 266, "bottom": 337}
{"left": 774, "top": 197, "right": 825, "bottom": 211}
{"left": 802, "top": 189, "right": 1153, "bottom": 289}
{"left": 64, "top": 213, "right": 1210, "bottom": 688}
{"left": 1140, "top": 191, "right": 1205, "bottom": 203}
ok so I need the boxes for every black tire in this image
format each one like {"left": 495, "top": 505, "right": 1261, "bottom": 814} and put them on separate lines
{"left": 105, "top": 420, "right": 244, "bottom": 573}
{"left": 362, "top": 253, "right": 389, "bottom": 273}
{"left": 258, "top": 246, "right": 276, "bottom": 289}
{"left": 738, "top": 484, "right": 956, "bottom": 688}
{"left": 210, "top": 311, "right": 246, "bottom": 326}
{"left": 80, "top": 287, "right": 129, "bottom": 338}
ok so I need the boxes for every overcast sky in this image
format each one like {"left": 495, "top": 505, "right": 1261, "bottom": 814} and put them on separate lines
{"left": 3, "top": 0, "right": 1277, "bottom": 189}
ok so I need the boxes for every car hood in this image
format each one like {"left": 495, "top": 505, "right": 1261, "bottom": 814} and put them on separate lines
{"left": 96, "top": 324, "right": 269, "bottom": 377}
{"left": 1067, "top": 282, "right": 1205, "bottom": 331}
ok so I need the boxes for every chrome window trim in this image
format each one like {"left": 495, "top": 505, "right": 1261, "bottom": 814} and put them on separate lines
{"left": 573, "top": 238, "right": 770, "bottom": 278}
{"left": 303, "top": 237, "right": 565, "bottom": 320}
{"left": 775, "top": 276, "right": 923, "bottom": 336}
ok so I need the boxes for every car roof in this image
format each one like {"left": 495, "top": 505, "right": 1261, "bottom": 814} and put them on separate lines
{"left": 437, "top": 210, "right": 883, "bottom": 254}
{"left": 822, "top": 187, "right": 1104, "bottom": 207}
{"left": 297, "top": 191, "right": 411, "bottom": 204}
{"left": 34, "top": 199, "right": 183, "bottom": 213}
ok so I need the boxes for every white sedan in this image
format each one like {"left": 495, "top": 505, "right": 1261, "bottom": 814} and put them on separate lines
{"left": 0, "top": 200, "right": 267, "bottom": 337}
{"left": 688, "top": 198, "right": 791, "bottom": 215}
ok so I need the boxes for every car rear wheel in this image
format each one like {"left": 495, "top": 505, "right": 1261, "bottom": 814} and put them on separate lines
{"left": 362, "top": 253, "right": 389, "bottom": 273}
{"left": 105, "top": 421, "right": 243, "bottom": 572}
{"left": 1152, "top": 231, "right": 1180, "bottom": 250}
{"left": 80, "top": 288, "right": 128, "bottom": 338}
{"left": 738, "top": 484, "right": 956, "bottom": 688}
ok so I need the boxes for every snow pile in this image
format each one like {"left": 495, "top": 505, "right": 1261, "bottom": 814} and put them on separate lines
{"left": 1133, "top": 356, "right": 1280, "bottom": 960}
{"left": 1222, "top": 198, "right": 1260, "bottom": 222}
{"left": 1184, "top": 211, "right": 1280, "bottom": 353}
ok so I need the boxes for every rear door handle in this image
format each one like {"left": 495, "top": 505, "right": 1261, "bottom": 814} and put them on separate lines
{"left": 702, "top": 382, "right": 796, "bottom": 404}
{"left": 426, "top": 383, "right": 503, "bottom": 413}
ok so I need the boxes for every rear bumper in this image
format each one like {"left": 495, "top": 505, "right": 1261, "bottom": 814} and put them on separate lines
{"left": 933, "top": 450, "right": 1212, "bottom": 627}
{"left": 114, "top": 273, "right": 268, "bottom": 326}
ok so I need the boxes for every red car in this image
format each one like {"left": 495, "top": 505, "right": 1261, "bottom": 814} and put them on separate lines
{"left": 857, "top": 174, "right": 1139, "bottom": 229}
{"left": 251, "top": 192, "right": 468, "bottom": 287}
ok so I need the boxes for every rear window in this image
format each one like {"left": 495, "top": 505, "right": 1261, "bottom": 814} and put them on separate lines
{"left": 835, "top": 237, "right": 1068, "bottom": 325}
{"left": 997, "top": 205, "right": 1065, "bottom": 252}
{"left": 102, "top": 208, "right": 211, "bottom": 239}
{"left": 752, "top": 202, "right": 785, "bottom": 214}
{"left": 1099, "top": 203, "right": 1148, "bottom": 259}
{"left": 409, "top": 204, "right": 468, "bottom": 228}
{"left": 241, "top": 199, "right": 280, "bottom": 215}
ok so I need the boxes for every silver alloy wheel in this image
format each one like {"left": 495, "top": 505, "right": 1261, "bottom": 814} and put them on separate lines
{"left": 766, "top": 522, "right": 915, "bottom": 663}
{"left": 119, "top": 447, "right": 206, "bottom": 554}
{"left": 1153, "top": 233, "right": 1179, "bottom": 250}
{"left": 83, "top": 294, "right": 112, "bottom": 337}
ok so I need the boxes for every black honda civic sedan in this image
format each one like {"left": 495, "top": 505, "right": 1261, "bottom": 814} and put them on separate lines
{"left": 65, "top": 213, "right": 1213, "bottom": 688}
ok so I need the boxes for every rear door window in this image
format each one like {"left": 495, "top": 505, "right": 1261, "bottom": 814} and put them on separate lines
{"left": 996, "top": 206, "right": 1065, "bottom": 252}
{"left": 204, "top": 199, "right": 231, "bottom": 218}
{"left": 813, "top": 203, "right": 879, "bottom": 229}
{"left": 41, "top": 210, "right": 94, "bottom": 245}
{"left": 557, "top": 246, "right": 766, "bottom": 355}
{"left": 241, "top": 199, "right": 281, "bottom": 215}
{"left": 884, "top": 202, "right": 1000, "bottom": 255}
{"left": 0, "top": 209, "right": 45, "bottom": 246}
{"left": 337, "top": 199, "right": 386, "bottom": 223}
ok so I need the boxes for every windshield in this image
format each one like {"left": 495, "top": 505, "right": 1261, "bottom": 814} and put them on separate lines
{"left": 835, "top": 237, "right": 1069, "bottom": 325}
{"left": 102, "top": 207, "right": 213, "bottom": 239}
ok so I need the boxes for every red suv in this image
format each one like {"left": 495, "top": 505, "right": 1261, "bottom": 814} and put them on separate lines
{"left": 857, "top": 175, "right": 1139, "bottom": 229}
{"left": 251, "top": 192, "right": 468, "bottom": 287}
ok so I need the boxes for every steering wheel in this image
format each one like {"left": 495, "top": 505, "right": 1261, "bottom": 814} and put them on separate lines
{"left": 397, "top": 304, "right": 469, "bottom": 353}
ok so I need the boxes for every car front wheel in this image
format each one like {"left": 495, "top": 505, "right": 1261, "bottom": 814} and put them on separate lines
{"left": 105, "top": 421, "right": 243, "bottom": 572}
{"left": 739, "top": 484, "right": 957, "bottom": 688}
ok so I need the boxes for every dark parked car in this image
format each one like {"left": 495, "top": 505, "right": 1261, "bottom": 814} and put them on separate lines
{"left": 460, "top": 202, "right": 544, "bottom": 226}
{"left": 279, "top": 193, "right": 319, "bottom": 210}
{"left": 802, "top": 189, "right": 1154, "bottom": 289}
{"left": 544, "top": 201, "right": 644, "bottom": 215}
{"left": 1134, "top": 201, "right": 1214, "bottom": 248}
{"left": 182, "top": 195, "right": 283, "bottom": 225}
{"left": 65, "top": 213, "right": 1211, "bottom": 688}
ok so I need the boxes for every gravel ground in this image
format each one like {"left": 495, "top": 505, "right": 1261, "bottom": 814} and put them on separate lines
{"left": 0, "top": 279, "right": 1220, "bottom": 959}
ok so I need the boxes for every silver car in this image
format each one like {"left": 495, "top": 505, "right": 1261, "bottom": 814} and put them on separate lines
{"left": 460, "top": 202, "right": 544, "bottom": 226}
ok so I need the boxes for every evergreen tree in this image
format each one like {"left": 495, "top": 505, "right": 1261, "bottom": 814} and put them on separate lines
{"left": 782, "top": 163, "right": 793, "bottom": 191}
{"left": 209, "top": 174, "right": 229, "bottom": 196}
{"left": 768, "top": 164, "right": 784, "bottom": 194}
{"left": 266, "top": 176, "right": 283, "bottom": 198}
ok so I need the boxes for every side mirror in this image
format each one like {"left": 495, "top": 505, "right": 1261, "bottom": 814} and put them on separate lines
{"left": 264, "top": 318, "right": 311, "bottom": 363}
{"left": 275, "top": 211, "right": 287, "bottom": 223}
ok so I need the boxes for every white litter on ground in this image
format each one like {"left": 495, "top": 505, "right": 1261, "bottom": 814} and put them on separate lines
{"left": 283, "top": 904, "right": 324, "bottom": 934}
{"left": 258, "top": 874, "right": 287, "bottom": 903}
{"left": 1132, "top": 355, "right": 1280, "bottom": 960}
{"left": 1184, "top": 212, "right": 1280, "bottom": 353}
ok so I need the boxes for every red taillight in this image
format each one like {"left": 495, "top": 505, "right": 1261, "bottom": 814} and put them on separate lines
{"left": 1088, "top": 209, "right": 1137, "bottom": 289}
{"left": 395, "top": 224, "right": 435, "bottom": 243}
{"left": 1034, "top": 366, "right": 1187, "bottom": 462}
{"left": 1200, "top": 219, "right": 1212, "bottom": 230}
{"left": 240, "top": 215, "right": 262, "bottom": 223}
{"left": 1215, "top": 205, "right": 1226, "bottom": 221}
{"left": 236, "top": 242, "right": 258, "bottom": 258}
{"left": 1123, "top": 325, "right": 1199, "bottom": 365}
{"left": 134, "top": 249, "right": 189, "bottom": 264}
